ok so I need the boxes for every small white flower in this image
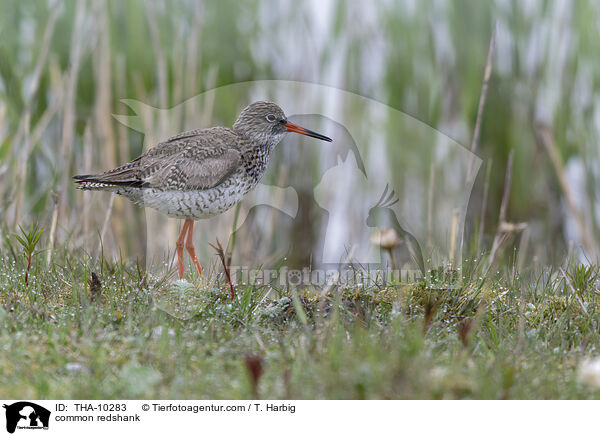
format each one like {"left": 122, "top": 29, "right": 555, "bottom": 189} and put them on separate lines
{"left": 577, "top": 357, "right": 600, "bottom": 388}
{"left": 430, "top": 366, "right": 448, "bottom": 381}
{"left": 65, "top": 362, "right": 85, "bottom": 375}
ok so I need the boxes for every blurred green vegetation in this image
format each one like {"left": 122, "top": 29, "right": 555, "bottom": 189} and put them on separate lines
{"left": 1, "top": 0, "right": 599, "bottom": 263}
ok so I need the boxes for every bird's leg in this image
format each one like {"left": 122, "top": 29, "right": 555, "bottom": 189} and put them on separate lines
{"left": 176, "top": 220, "right": 191, "bottom": 279}
{"left": 185, "top": 220, "right": 203, "bottom": 277}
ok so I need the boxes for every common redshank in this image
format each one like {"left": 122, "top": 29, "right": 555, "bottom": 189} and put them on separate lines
{"left": 74, "top": 101, "right": 332, "bottom": 279}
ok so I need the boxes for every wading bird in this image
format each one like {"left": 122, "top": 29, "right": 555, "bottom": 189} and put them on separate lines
{"left": 74, "top": 101, "right": 332, "bottom": 279}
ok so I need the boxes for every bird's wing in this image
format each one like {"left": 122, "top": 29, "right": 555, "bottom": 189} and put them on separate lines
{"left": 75, "top": 127, "right": 242, "bottom": 190}
{"left": 144, "top": 145, "right": 242, "bottom": 190}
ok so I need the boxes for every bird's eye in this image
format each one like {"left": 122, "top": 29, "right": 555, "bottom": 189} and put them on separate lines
{"left": 266, "top": 114, "right": 277, "bottom": 122}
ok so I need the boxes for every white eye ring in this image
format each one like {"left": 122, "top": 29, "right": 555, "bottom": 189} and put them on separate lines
{"left": 266, "top": 114, "right": 277, "bottom": 122}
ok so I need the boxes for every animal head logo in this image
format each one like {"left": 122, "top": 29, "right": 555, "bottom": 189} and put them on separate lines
{"left": 366, "top": 184, "right": 425, "bottom": 273}
{"left": 366, "top": 184, "right": 399, "bottom": 228}
{"left": 3, "top": 402, "right": 50, "bottom": 434}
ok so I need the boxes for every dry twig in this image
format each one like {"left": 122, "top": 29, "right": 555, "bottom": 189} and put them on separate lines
{"left": 466, "top": 23, "right": 497, "bottom": 184}
{"left": 477, "top": 159, "right": 492, "bottom": 253}
{"left": 209, "top": 239, "right": 236, "bottom": 299}
{"left": 488, "top": 150, "right": 529, "bottom": 269}
{"left": 537, "top": 123, "right": 594, "bottom": 256}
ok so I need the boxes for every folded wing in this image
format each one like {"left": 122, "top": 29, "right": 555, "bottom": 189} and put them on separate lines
{"left": 74, "top": 127, "right": 242, "bottom": 191}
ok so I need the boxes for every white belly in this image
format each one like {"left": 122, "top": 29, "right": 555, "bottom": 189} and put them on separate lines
{"left": 118, "top": 177, "right": 256, "bottom": 220}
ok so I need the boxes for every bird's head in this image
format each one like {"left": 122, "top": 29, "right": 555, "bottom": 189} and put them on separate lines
{"left": 233, "top": 101, "right": 332, "bottom": 148}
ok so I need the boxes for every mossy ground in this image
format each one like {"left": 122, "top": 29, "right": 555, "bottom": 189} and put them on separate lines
{"left": 1, "top": 248, "right": 600, "bottom": 399}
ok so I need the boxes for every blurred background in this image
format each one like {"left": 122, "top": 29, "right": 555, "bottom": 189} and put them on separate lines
{"left": 0, "top": 0, "right": 599, "bottom": 272}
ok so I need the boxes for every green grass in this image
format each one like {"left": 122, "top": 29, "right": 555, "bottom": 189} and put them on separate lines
{"left": 1, "top": 244, "right": 600, "bottom": 399}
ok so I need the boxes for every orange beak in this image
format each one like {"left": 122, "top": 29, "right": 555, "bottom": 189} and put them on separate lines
{"left": 285, "top": 121, "right": 332, "bottom": 142}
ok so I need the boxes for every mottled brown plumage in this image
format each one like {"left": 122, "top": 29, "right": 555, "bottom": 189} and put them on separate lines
{"left": 73, "top": 101, "right": 332, "bottom": 279}
{"left": 74, "top": 127, "right": 242, "bottom": 191}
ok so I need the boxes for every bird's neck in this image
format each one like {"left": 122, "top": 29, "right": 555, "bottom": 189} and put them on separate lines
{"left": 234, "top": 125, "right": 280, "bottom": 149}
{"left": 240, "top": 141, "right": 273, "bottom": 182}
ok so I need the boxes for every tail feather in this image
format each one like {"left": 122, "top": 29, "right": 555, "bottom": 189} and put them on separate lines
{"left": 73, "top": 174, "right": 146, "bottom": 190}
{"left": 73, "top": 158, "right": 146, "bottom": 190}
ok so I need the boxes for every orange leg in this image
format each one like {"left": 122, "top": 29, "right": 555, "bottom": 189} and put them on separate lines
{"left": 185, "top": 220, "right": 203, "bottom": 276}
{"left": 176, "top": 220, "right": 191, "bottom": 279}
